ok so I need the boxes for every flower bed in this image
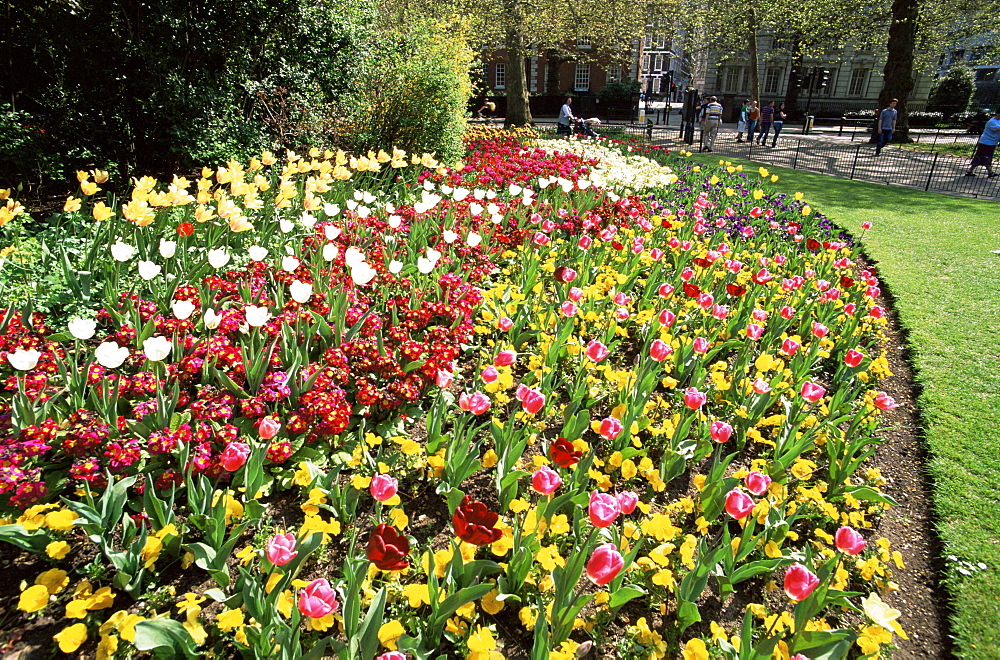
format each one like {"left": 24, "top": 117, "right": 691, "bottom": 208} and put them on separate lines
{"left": 0, "top": 129, "right": 907, "bottom": 659}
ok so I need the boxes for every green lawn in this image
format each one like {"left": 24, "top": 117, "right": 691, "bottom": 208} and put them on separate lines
{"left": 690, "top": 155, "right": 1000, "bottom": 657}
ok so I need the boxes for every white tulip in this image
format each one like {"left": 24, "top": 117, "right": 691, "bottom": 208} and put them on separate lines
{"left": 325, "top": 224, "right": 342, "bottom": 240}
{"left": 172, "top": 299, "right": 196, "bottom": 320}
{"left": 143, "top": 336, "right": 173, "bottom": 361}
{"left": 422, "top": 179, "right": 435, "bottom": 191}
{"left": 281, "top": 255, "right": 300, "bottom": 272}
{"left": 486, "top": 189, "right": 497, "bottom": 199}
{"left": 417, "top": 257, "right": 434, "bottom": 274}
{"left": 244, "top": 305, "right": 272, "bottom": 327}
{"left": 137, "top": 260, "right": 162, "bottom": 280}
{"left": 208, "top": 249, "right": 230, "bottom": 269}
{"left": 468, "top": 202, "right": 484, "bottom": 217}
{"left": 491, "top": 213, "right": 504, "bottom": 225}
{"left": 441, "top": 184, "right": 453, "bottom": 195}
{"left": 350, "top": 262, "right": 377, "bottom": 286}
{"left": 472, "top": 188, "right": 485, "bottom": 200}
{"left": 467, "top": 232, "right": 482, "bottom": 247}
{"left": 95, "top": 342, "right": 130, "bottom": 368}
{"left": 425, "top": 247, "right": 442, "bottom": 263}
{"left": 577, "top": 179, "right": 592, "bottom": 189}
{"left": 559, "top": 178, "right": 574, "bottom": 193}
{"left": 508, "top": 184, "right": 523, "bottom": 196}
{"left": 279, "top": 217, "right": 294, "bottom": 233}
{"left": 388, "top": 215, "right": 402, "bottom": 230}
{"left": 537, "top": 177, "right": 551, "bottom": 189}
{"left": 362, "top": 191, "right": 376, "bottom": 204}
{"left": 413, "top": 201, "right": 429, "bottom": 214}
{"left": 322, "top": 243, "right": 339, "bottom": 261}
{"left": 346, "top": 199, "right": 358, "bottom": 210}
{"left": 159, "top": 239, "right": 177, "bottom": 259}
{"left": 357, "top": 205, "right": 370, "bottom": 219}
{"left": 289, "top": 280, "right": 313, "bottom": 304}
{"left": 110, "top": 240, "right": 136, "bottom": 262}
{"left": 300, "top": 211, "right": 317, "bottom": 228}
{"left": 353, "top": 190, "right": 364, "bottom": 201}
{"left": 389, "top": 260, "right": 404, "bottom": 274}
{"left": 487, "top": 203, "right": 500, "bottom": 215}
{"left": 443, "top": 230, "right": 458, "bottom": 244}
{"left": 7, "top": 348, "right": 41, "bottom": 370}
{"left": 248, "top": 245, "right": 268, "bottom": 261}
{"left": 204, "top": 308, "right": 221, "bottom": 330}
{"left": 323, "top": 203, "right": 341, "bottom": 218}
{"left": 68, "top": 318, "right": 97, "bottom": 340}
{"left": 452, "top": 187, "right": 469, "bottom": 201}
{"left": 384, "top": 202, "right": 395, "bottom": 213}
{"left": 344, "top": 247, "right": 365, "bottom": 268}
{"left": 420, "top": 191, "right": 441, "bottom": 209}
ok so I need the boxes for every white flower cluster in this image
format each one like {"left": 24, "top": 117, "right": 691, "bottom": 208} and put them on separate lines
{"left": 534, "top": 139, "right": 678, "bottom": 193}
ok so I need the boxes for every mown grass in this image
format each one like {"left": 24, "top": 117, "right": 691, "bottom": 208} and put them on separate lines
{"left": 688, "top": 154, "right": 1000, "bottom": 658}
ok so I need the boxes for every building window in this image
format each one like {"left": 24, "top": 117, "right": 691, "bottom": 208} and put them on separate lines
{"left": 848, "top": 69, "right": 869, "bottom": 96}
{"left": 494, "top": 63, "right": 505, "bottom": 89}
{"left": 576, "top": 36, "right": 592, "bottom": 49}
{"left": 529, "top": 57, "right": 539, "bottom": 92}
{"left": 574, "top": 63, "right": 591, "bottom": 91}
{"left": 724, "top": 66, "right": 742, "bottom": 92}
{"left": 643, "top": 54, "right": 652, "bottom": 73}
{"left": 607, "top": 64, "right": 621, "bottom": 81}
{"left": 763, "top": 67, "right": 782, "bottom": 95}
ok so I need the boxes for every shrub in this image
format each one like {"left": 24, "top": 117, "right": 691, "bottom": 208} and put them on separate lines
{"left": 340, "top": 18, "right": 474, "bottom": 164}
{"left": 927, "top": 66, "right": 976, "bottom": 118}
{"left": 597, "top": 78, "right": 641, "bottom": 105}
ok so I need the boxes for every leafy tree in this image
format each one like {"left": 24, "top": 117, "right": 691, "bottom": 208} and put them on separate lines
{"left": 927, "top": 65, "right": 976, "bottom": 117}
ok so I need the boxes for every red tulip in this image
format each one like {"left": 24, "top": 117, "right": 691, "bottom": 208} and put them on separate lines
{"left": 550, "top": 437, "right": 582, "bottom": 467}
{"left": 725, "top": 489, "right": 754, "bottom": 519}
{"left": 834, "top": 526, "right": 867, "bottom": 555}
{"left": 366, "top": 524, "right": 411, "bottom": 570}
{"left": 780, "top": 305, "right": 796, "bottom": 320}
{"left": 780, "top": 338, "right": 800, "bottom": 356}
{"left": 784, "top": 563, "right": 820, "bottom": 601}
{"left": 657, "top": 283, "right": 675, "bottom": 298}
{"left": 452, "top": 496, "right": 502, "bottom": 545}
{"left": 553, "top": 266, "right": 577, "bottom": 283}
{"left": 586, "top": 542, "right": 625, "bottom": 586}
{"left": 658, "top": 309, "right": 676, "bottom": 327}
{"left": 811, "top": 322, "right": 829, "bottom": 338}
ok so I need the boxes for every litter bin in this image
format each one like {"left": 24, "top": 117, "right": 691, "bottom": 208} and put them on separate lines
{"left": 806, "top": 115, "right": 815, "bottom": 133}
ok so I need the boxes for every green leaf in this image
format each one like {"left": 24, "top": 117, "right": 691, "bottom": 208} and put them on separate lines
{"left": 837, "top": 486, "right": 898, "bottom": 506}
{"left": 0, "top": 524, "right": 51, "bottom": 553}
{"left": 132, "top": 619, "right": 200, "bottom": 659}
{"left": 608, "top": 585, "right": 646, "bottom": 610}
{"left": 403, "top": 359, "right": 426, "bottom": 373}
{"left": 790, "top": 630, "right": 858, "bottom": 659}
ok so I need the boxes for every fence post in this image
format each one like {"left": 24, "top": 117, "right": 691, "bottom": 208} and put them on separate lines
{"left": 849, "top": 144, "right": 860, "bottom": 180}
{"left": 925, "top": 153, "right": 938, "bottom": 191}
{"left": 793, "top": 139, "right": 801, "bottom": 169}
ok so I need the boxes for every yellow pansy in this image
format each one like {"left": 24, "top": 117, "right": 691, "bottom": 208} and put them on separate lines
{"left": 53, "top": 623, "right": 88, "bottom": 653}
{"left": 378, "top": 620, "right": 406, "bottom": 650}
{"left": 18, "top": 584, "right": 50, "bottom": 612}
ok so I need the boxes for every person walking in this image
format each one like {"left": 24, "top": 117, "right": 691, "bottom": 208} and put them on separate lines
{"left": 557, "top": 97, "right": 576, "bottom": 137}
{"left": 964, "top": 108, "right": 1000, "bottom": 178}
{"left": 745, "top": 101, "right": 759, "bottom": 144}
{"left": 700, "top": 96, "right": 723, "bottom": 152}
{"left": 756, "top": 101, "right": 774, "bottom": 145}
{"left": 770, "top": 102, "right": 786, "bottom": 147}
{"left": 874, "top": 98, "right": 898, "bottom": 156}
{"left": 736, "top": 99, "right": 750, "bottom": 142}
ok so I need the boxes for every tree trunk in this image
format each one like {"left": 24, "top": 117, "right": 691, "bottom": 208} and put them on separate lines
{"left": 746, "top": 7, "right": 760, "bottom": 106}
{"left": 879, "top": 0, "right": 918, "bottom": 141}
{"left": 783, "top": 40, "right": 803, "bottom": 114}
{"left": 503, "top": 5, "right": 532, "bottom": 127}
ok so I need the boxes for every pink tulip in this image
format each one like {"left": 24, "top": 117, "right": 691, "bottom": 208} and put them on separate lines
{"left": 752, "top": 308, "right": 768, "bottom": 322}
{"left": 697, "top": 292, "right": 714, "bottom": 309}
{"left": 532, "top": 232, "right": 550, "bottom": 246}
{"left": 746, "top": 323, "right": 765, "bottom": 340}
{"left": 266, "top": 532, "right": 298, "bottom": 566}
{"left": 711, "top": 304, "right": 729, "bottom": 320}
{"left": 435, "top": 369, "right": 454, "bottom": 388}
{"left": 585, "top": 340, "right": 610, "bottom": 362}
{"left": 752, "top": 379, "right": 772, "bottom": 394}
{"left": 531, "top": 465, "right": 563, "bottom": 495}
{"left": 800, "top": 382, "right": 826, "bottom": 403}
{"left": 745, "top": 471, "right": 772, "bottom": 495}
{"left": 658, "top": 283, "right": 675, "bottom": 298}
{"left": 649, "top": 339, "right": 672, "bottom": 361}
{"left": 615, "top": 307, "right": 629, "bottom": 321}
{"left": 780, "top": 338, "right": 800, "bottom": 356}
{"left": 613, "top": 292, "right": 630, "bottom": 306}
{"left": 725, "top": 489, "right": 754, "bottom": 519}
{"left": 376, "top": 653, "right": 407, "bottom": 660}
{"left": 844, "top": 303, "right": 857, "bottom": 315}
{"left": 578, "top": 235, "right": 592, "bottom": 250}
{"left": 598, "top": 417, "right": 624, "bottom": 441}
{"left": 554, "top": 266, "right": 577, "bottom": 283}
{"left": 861, "top": 221, "right": 872, "bottom": 230}
{"left": 298, "top": 578, "right": 340, "bottom": 618}
{"left": 494, "top": 351, "right": 516, "bottom": 367}
{"left": 588, "top": 491, "right": 621, "bottom": 528}
{"left": 568, "top": 286, "right": 584, "bottom": 302}
{"left": 481, "top": 366, "right": 499, "bottom": 383}
{"left": 519, "top": 387, "right": 546, "bottom": 414}
{"left": 780, "top": 305, "right": 796, "bottom": 320}
{"left": 834, "top": 526, "right": 867, "bottom": 555}
{"left": 844, "top": 349, "right": 864, "bottom": 367}
{"left": 710, "top": 421, "right": 733, "bottom": 443}
{"left": 692, "top": 337, "right": 709, "bottom": 354}
{"left": 659, "top": 309, "right": 676, "bottom": 327}
{"left": 873, "top": 392, "right": 899, "bottom": 410}
{"left": 458, "top": 391, "right": 491, "bottom": 415}
{"left": 560, "top": 301, "right": 578, "bottom": 317}
{"left": 258, "top": 417, "right": 281, "bottom": 440}
{"left": 784, "top": 563, "right": 820, "bottom": 601}
{"left": 370, "top": 474, "right": 398, "bottom": 502}
{"left": 811, "top": 322, "right": 829, "bottom": 338}
{"left": 616, "top": 491, "right": 638, "bottom": 514}
{"left": 219, "top": 442, "right": 251, "bottom": 471}
{"left": 497, "top": 317, "right": 514, "bottom": 332}
{"left": 586, "top": 543, "right": 625, "bottom": 586}
{"left": 683, "top": 387, "right": 706, "bottom": 409}
{"left": 869, "top": 306, "right": 886, "bottom": 319}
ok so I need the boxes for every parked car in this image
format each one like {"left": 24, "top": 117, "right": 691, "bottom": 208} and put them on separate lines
{"left": 967, "top": 110, "right": 990, "bottom": 135}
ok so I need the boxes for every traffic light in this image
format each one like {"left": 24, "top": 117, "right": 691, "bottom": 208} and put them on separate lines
{"left": 802, "top": 71, "right": 813, "bottom": 90}
{"left": 789, "top": 68, "right": 801, "bottom": 91}
{"left": 818, "top": 68, "right": 830, "bottom": 89}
